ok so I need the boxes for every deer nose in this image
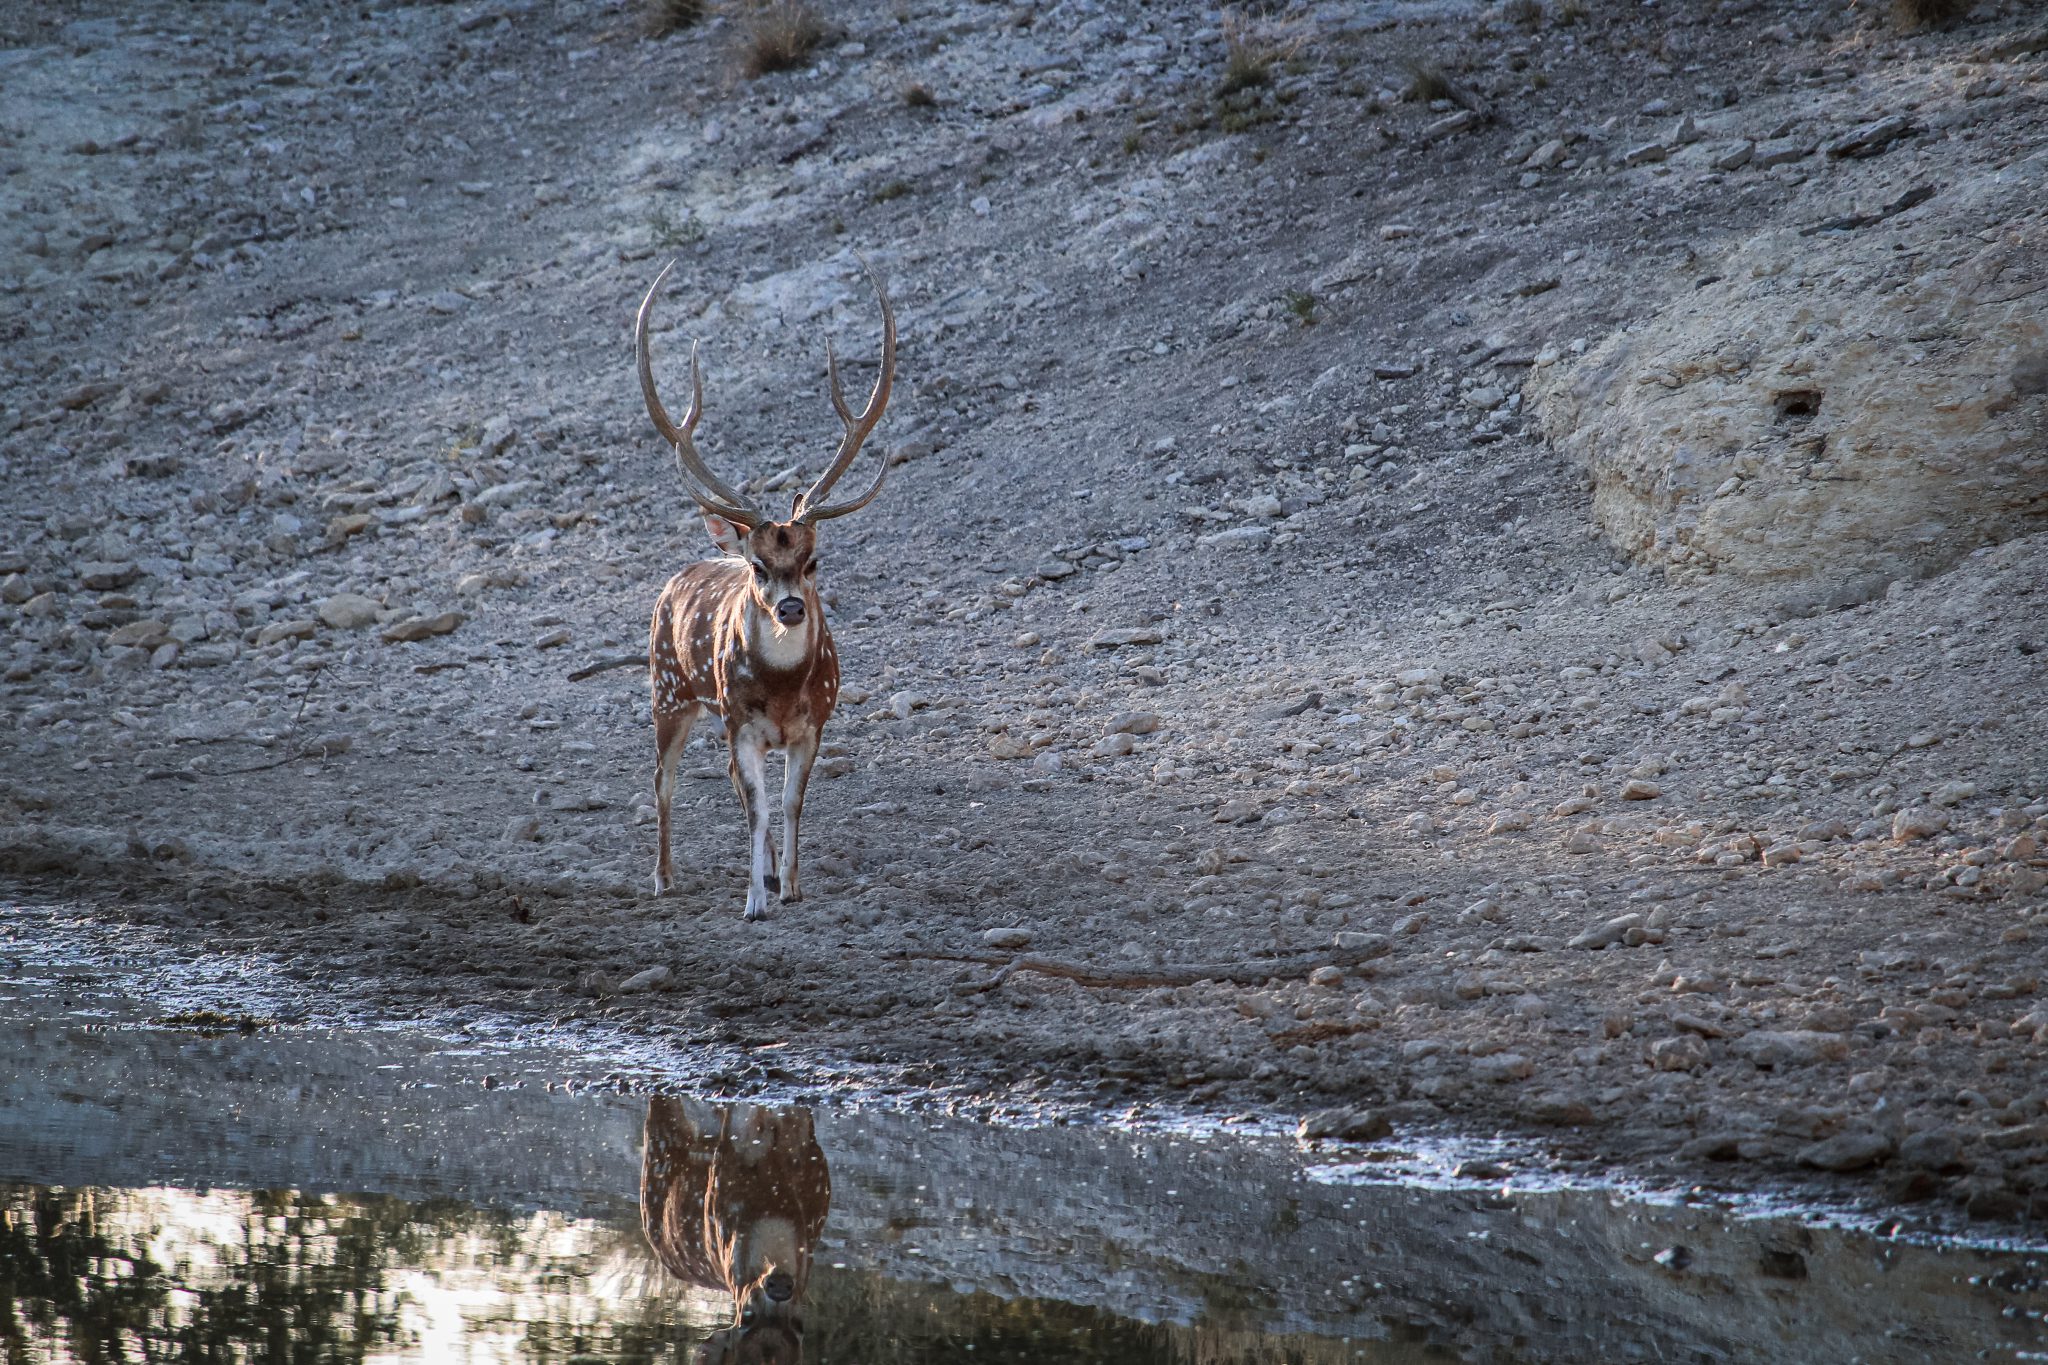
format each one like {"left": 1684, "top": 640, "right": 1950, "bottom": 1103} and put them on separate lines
{"left": 763, "top": 1270, "right": 795, "bottom": 1303}
{"left": 775, "top": 597, "right": 805, "bottom": 625}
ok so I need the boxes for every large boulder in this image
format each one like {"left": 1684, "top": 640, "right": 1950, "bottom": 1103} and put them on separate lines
{"left": 1528, "top": 153, "right": 2047, "bottom": 601}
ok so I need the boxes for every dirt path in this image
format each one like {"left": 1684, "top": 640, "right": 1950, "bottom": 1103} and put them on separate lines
{"left": 3, "top": 0, "right": 2045, "bottom": 1226}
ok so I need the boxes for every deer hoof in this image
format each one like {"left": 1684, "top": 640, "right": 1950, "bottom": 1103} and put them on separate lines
{"left": 743, "top": 892, "right": 770, "bottom": 921}
{"left": 779, "top": 883, "right": 802, "bottom": 905}
{"left": 652, "top": 871, "right": 673, "bottom": 896}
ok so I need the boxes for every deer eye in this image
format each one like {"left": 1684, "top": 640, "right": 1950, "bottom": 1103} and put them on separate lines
{"left": 751, "top": 562, "right": 770, "bottom": 579}
{"left": 804, "top": 559, "right": 819, "bottom": 576}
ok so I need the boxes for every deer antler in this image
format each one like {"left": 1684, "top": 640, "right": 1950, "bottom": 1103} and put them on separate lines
{"left": 637, "top": 261, "right": 764, "bottom": 529}
{"left": 794, "top": 257, "right": 896, "bottom": 525}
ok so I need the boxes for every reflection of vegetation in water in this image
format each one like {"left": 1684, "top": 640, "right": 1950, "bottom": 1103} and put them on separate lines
{"left": 163, "top": 1198, "right": 408, "bottom": 1360}
{"left": 1, "top": 1184, "right": 1356, "bottom": 1365}
{"left": 0, "top": 1184, "right": 687, "bottom": 1364}
{"left": 0, "top": 1188, "right": 165, "bottom": 1361}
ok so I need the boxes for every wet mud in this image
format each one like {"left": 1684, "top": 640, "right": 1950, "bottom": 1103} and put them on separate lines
{"left": 2, "top": 933, "right": 2044, "bottom": 1363}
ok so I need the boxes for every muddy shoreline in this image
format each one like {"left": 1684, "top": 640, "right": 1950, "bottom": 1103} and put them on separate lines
{"left": 5, "top": 858, "right": 2041, "bottom": 1243}
{"left": 5, "top": 966, "right": 2041, "bottom": 1364}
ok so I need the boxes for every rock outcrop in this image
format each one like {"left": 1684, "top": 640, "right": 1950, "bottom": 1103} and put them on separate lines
{"left": 1530, "top": 151, "right": 2048, "bottom": 599}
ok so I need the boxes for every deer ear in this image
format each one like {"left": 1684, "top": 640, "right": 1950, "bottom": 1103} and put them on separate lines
{"left": 702, "top": 514, "right": 746, "bottom": 556}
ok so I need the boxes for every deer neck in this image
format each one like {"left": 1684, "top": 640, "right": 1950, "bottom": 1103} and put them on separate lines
{"left": 743, "top": 599, "right": 816, "bottom": 674}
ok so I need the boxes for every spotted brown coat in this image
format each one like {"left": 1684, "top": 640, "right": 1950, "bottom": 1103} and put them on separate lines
{"left": 637, "top": 258, "right": 895, "bottom": 919}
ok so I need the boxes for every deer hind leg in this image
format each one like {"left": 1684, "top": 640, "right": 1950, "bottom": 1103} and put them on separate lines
{"left": 652, "top": 703, "right": 700, "bottom": 896}
{"left": 728, "top": 724, "right": 776, "bottom": 921}
{"left": 778, "top": 731, "right": 818, "bottom": 904}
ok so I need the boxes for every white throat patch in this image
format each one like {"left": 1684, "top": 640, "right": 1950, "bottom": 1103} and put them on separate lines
{"left": 752, "top": 612, "right": 813, "bottom": 672}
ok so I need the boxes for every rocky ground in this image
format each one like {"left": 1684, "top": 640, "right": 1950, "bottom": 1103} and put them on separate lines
{"left": 3, "top": 0, "right": 2046, "bottom": 1226}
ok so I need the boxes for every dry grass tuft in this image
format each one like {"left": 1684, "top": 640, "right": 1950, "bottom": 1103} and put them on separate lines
{"left": 902, "top": 81, "right": 936, "bottom": 108}
{"left": 1402, "top": 58, "right": 1493, "bottom": 120}
{"left": 737, "top": 0, "right": 828, "bottom": 79}
{"left": 1890, "top": 0, "right": 1971, "bottom": 29}
{"left": 1404, "top": 59, "right": 1453, "bottom": 102}
{"left": 1499, "top": 0, "right": 1544, "bottom": 29}
{"left": 642, "top": 0, "right": 709, "bottom": 38}
{"left": 1218, "top": 11, "right": 1305, "bottom": 98}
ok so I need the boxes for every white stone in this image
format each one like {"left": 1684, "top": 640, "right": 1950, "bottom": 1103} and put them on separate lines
{"left": 618, "top": 966, "right": 672, "bottom": 993}
{"left": 318, "top": 593, "right": 380, "bottom": 630}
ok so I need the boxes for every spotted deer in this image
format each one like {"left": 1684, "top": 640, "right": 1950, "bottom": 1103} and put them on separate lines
{"left": 637, "top": 258, "right": 896, "bottom": 919}
{"left": 640, "top": 1098, "right": 831, "bottom": 1365}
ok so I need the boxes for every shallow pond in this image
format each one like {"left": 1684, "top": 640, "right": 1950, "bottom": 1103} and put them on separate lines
{"left": 1, "top": 912, "right": 2043, "bottom": 1363}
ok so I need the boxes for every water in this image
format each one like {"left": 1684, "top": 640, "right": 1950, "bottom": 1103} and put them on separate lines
{"left": 1, "top": 942, "right": 2044, "bottom": 1362}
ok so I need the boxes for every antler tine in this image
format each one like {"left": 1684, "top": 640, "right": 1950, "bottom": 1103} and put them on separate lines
{"left": 824, "top": 339, "right": 855, "bottom": 427}
{"left": 792, "top": 441, "right": 892, "bottom": 523}
{"left": 636, "top": 260, "right": 763, "bottom": 528}
{"left": 794, "top": 256, "right": 896, "bottom": 523}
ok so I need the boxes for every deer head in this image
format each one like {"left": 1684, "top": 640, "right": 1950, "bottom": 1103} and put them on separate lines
{"left": 636, "top": 258, "right": 897, "bottom": 627}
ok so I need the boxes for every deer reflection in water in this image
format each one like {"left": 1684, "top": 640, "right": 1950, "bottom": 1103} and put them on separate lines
{"left": 641, "top": 1097, "right": 832, "bottom": 1365}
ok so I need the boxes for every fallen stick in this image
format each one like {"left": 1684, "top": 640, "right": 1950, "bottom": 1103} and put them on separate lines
{"left": 893, "top": 945, "right": 1392, "bottom": 991}
{"left": 568, "top": 654, "right": 647, "bottom": 682}
{"left": 143, "top": 676, "right": 339, "bottom": 780}
{"left": 1440, "top": 74, "right": 1492, "bottom": 120}
{"left": 143, "top": 736, "right": 352, "bottom": 782}
{"left": 1406, "top": 61, "right": 1494, "bottom": 122}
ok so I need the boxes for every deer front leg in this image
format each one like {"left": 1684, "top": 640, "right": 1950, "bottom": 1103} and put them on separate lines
{"left": 651, "top": 704, "right": 700, "bottom": 896}
{"left": 728, "top": 723, "right": 776, "bottom": 921}
{"left": 778, "top": 731, "right": 818, "bottom": 904}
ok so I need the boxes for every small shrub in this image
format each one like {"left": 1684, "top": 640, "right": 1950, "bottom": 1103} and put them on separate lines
{"left": 1283, "top": 289, "right": 1319, "bottom": 326}
{"left": 1219, "top": 102, "right": 1281, "bottom": 134}
{"left": 902, "top": 81, "right": 936, "bottom": 108}
{"left": 1218, "top": 11, "right": 1304, "bottom": 98}
{"left": 1891, "top": 0, "right": 1970, "bottom": 29}
{"left": 738, "top": 0, "right": 827, "bottom": 79}
{"left": 649, "top": 207, "right": 704, "bottom": 248}
{"left": 1500, "top": 0, "right": 1544, "bottom": 29}
{"left": 643, "top": 0, "right": 708, "bottom": 38}
{"left": 870, "top": 179, "right": 912, "bottom": 203}
{"left": 1404, "top": 60, "right": 1452, "bottom": 102}
{"left": 1555, "top": 0, "right": 1590, "bottom": 25}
